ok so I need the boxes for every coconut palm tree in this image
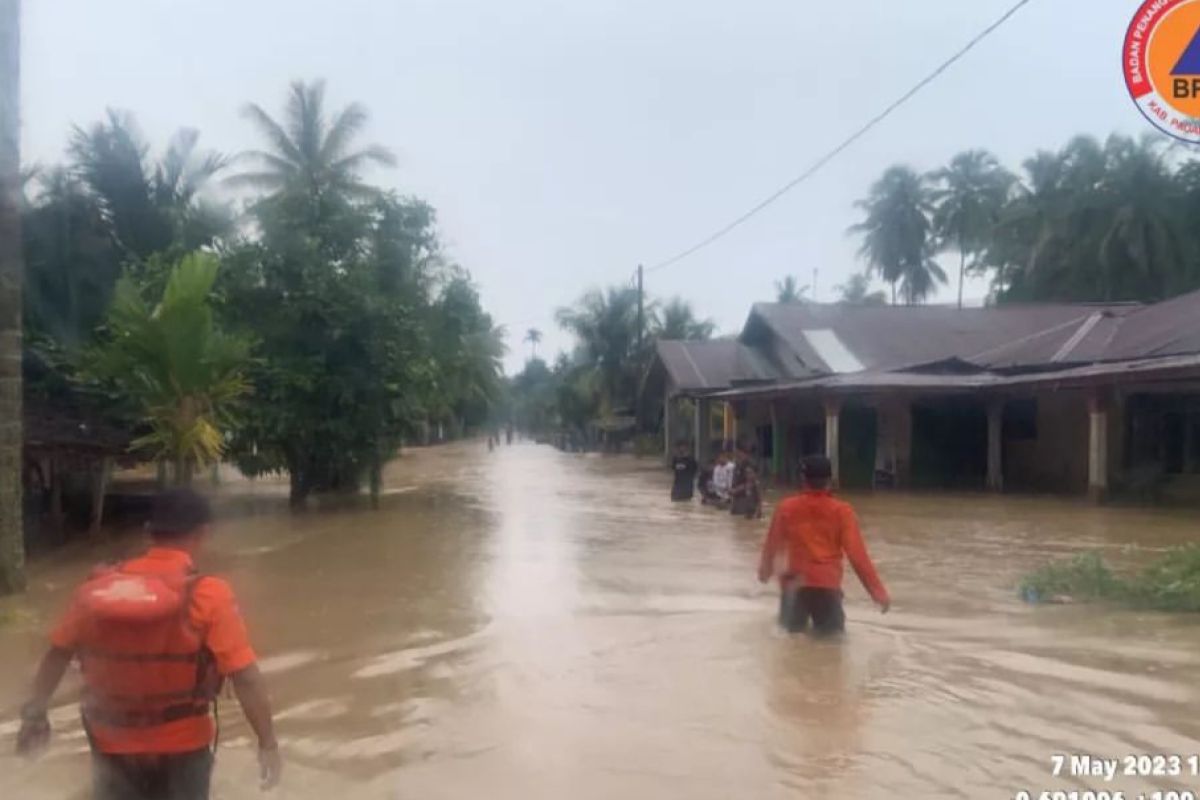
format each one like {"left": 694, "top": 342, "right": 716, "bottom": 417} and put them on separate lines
{"left": 849, "top": 165, "right": 942, "bottom": 304}
{"left": 1094, "top": 134, "right": 1194, "bottom": 301}
{"left": 929, "top": 150, "right": 1014, "bottom": 308}
{"left": 69, "top": 112, "right": 230, "bottom": 259}
{"left": 653, "top": 297, "right": 716, "bottom": 340}
{"left": 556, "top": 286, "right": 645, "bottom": 415}
{"left": 0, "top": 0, "right": 24, "bottom": 594}
{"left": 524, "top": 327, "right": 543, "bottom": 360}
{"left": 231, "top": 80, "right": 396, "bottom": 210}
{"left": 774, "top": 276, "right": 809, "bottom": 304}
{"left": 89, "top": 252, "right": 251, "bottom": 485}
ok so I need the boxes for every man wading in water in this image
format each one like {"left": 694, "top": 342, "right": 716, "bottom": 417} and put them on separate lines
{"left": 16, "top": 489, "right": 282, "bottom": 799}
{"left": 757, "top": 455, "right": 890, "bottom": 635}
{"left": 670, "top": 441, "right": 698, "bottom": 501}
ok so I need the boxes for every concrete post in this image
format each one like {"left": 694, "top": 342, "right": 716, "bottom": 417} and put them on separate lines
{"left": 824, "top": 398, "right": 841, "bottom": 489}
{"left": 770, "top": 400, "right": 782, "bottom": 483}
{"left": 1088, "top": 393, "right": 1108, "bottom": 501}
{"left": 986, "top": 398, "right": 1004, "bottom": 492}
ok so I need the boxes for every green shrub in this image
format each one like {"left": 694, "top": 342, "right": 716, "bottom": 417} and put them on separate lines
{"left": 1019, "top": 552, "right": 1122, "bottom": 603}
{"left": 1125, "top": 544, "right": 1200, "bottom": 612}
{"left": 633, "top": 434, "right": 662, "bottom": 458}
{"left": 1020, "top": 546, "right": 1200, "bottom": 612}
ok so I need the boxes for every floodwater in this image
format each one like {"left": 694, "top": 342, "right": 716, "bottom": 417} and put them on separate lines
{"left": 3, "top": 441, "right": 1200, "bottom": 799}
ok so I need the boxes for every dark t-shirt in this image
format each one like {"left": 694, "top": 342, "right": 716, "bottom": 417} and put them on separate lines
{"left": 671, "top": 456, "right": 698, "bottom": 500}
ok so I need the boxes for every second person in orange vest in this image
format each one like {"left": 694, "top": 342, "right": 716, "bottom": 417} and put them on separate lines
{"left": 757, "top": 455, "right": 890, "bottom": 635}
{"left": 16, "top": 488, "right": 282, "bottom": 799}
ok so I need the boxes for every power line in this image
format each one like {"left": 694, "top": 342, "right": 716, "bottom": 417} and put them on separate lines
{"left": 646, "top": 0, "right": 1035, "bottom": 275}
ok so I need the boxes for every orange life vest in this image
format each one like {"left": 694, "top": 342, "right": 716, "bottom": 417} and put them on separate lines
{"left": 73, "top": 562, "right": 221, "bottom": 729}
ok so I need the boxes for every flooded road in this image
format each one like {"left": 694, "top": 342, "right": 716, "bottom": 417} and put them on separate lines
{"left": 3, "top": 440, "right": 1200, "bottom": 798}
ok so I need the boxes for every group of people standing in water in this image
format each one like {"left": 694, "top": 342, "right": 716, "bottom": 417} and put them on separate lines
{"left": 670, "top": 441, "right": 763, "bottom": 518}
{"left": 669, "top": 441, "right": 891, "bottom": 638}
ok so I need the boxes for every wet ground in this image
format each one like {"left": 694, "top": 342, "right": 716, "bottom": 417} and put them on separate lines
{"left": 3, "top": 440, "right": 1200, "bottom": 798}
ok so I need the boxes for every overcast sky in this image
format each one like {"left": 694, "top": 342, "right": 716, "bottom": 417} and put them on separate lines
{"left": 22, "top": 0, "right": 1147, "bottom": 373}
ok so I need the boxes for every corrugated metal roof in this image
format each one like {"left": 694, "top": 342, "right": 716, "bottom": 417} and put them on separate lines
{"left": 1103, "top": 288, "right": 1200, "bottom": 360}
{"left": 749, "top": 302, "right": 1136, "bottom": 373}
{"left": 655, "top": 340, "right": 776, "bottom": 392}
{"left": 650, "top": 292, "right": 1200, "bottom": 402}
{"left": 707, "top": 353, "right": 1200, "bottom": 400}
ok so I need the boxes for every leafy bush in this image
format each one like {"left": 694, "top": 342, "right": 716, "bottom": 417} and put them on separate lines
{"left": 1125, "top": 544, "right": 1200, "bottom": 612}
{"left": 1019, "top": 552, "right": 1121, "bottom": 604}
{"left": 1020, "top": 546, "right": 1200, "bottom": 612}
{"left": 633, "top": 434, "right": 662, "bottom": 458}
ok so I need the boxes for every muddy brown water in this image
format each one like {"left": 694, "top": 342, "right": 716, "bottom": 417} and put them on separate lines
{"left": 3, "top": 440, "right": 1200, "bottom": 798}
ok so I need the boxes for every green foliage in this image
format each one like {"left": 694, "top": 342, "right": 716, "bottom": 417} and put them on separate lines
{"left": 1124, "top": 544, "right": 1200, "bottom": 612}
{"left": 22, "top": 168, "right": 122, "bottom": 348}
{"left": 858, "top": 133, "right": 1200, "bottom": 306}
{"left": 653, "top": 297, "right": 715, "bottom": 341}
{"left": 848, "top": 165, "right": 946, "bottom": 305}
{"left": 835, "top": 272, "right": 887, "bottom": 306}
{"left": 632, "top": 434, "right": 661, "bottom": 458}
{"left": 928, "top": 150, "right": 1014, "bottom": 308}
{"left": 24, "top": 81, "right": 506, "bottom": 512}
{"left": 555, "top": 286, "right": 651, "bottom": 416}
{"left": 88, "top": 253, "right": 251, "bottom": 482}
{"left": 1020, "top": 546, "right": 1200, "bottom": 612}
{"left": 69, "top": 111, "right": 230, "bottom": 261}
{"left": 1019, "top": 552, "right": 1121, "bottom": 603}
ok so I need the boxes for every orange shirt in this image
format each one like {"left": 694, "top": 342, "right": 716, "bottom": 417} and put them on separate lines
{"left": 50, "top": 547, "right": 257, "bottom": 755}
{"left": 759, "top": 490, "right": 890, "bottom": 605}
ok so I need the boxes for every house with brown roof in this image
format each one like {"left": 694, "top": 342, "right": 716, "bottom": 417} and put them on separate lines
{"left": 642, "top": 291, "right": 1200, "bottom": 501}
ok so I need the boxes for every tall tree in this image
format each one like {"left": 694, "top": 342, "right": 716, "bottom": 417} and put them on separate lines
{"left": 69, "top": 112, "right": 229, "bottom": 260}
{"left": 848, "top": 165, "right": 944, "bottom": 305}
{"left": 524, "top": 327, "right": 542, "bottom": 360}
{"left": 982, "top": 134, "right": 1194, "bottom": 303}
{"left": 0, "top": 0, "right": 23, "bottom": 594}
{"left": 653, "top": 297, "right": 716, "bottom": 340}
{"left": 929, "top": 150, "right": 1013, "bottom": 308}
{"left": 774, "top": 276, "right": 809, "bottom": 304}
{"left": 22, "top": 169, "right": 122, "bottom": 347}
{"left": 231, "top": 80, "right": 396, "bottom": 229}
{"left": 556, "top": 286, "right": 646, "bottom": 416}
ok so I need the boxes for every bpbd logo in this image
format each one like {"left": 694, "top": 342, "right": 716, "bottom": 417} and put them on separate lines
{"left": 1170, "top": 22, "right": 1200, "bottom": 99}
{"left": 1124, "top": 0, "right": 1200, "bottom": 142}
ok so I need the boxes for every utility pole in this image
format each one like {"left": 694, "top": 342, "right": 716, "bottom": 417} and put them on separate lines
{"left": 636, "top": 264, "right": 644, "bottom": 351}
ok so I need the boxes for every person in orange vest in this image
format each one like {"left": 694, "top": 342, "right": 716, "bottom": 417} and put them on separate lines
{"left": 757, "top": 455, "right": 890, "bottom": 635}
{"left": 16, "top": 488, "right": 282, "bottom": 798}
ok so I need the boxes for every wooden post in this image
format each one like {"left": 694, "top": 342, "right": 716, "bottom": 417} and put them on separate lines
{"left": 986, "top": 398, "right": 1004, "bottom": 492}
{"left": 694, "top": 397, "right": 711, "bottom": 465}
{"left": 824, "top": 398, "right": 841, "bottom": 489}
{"left": 730, "top": 402, "right": 738, "bottom": 448}
{"left": 770, "top": 400, "right": 782, "bottom": 484}
{"left": 1088, "top": 393, "right": 1108, "bottom": 501}
{"left": 88, "top": 456, "right": 112, "bottom": 539}
{"left": 663, "top": 388, "right": 672, "bottom": 463}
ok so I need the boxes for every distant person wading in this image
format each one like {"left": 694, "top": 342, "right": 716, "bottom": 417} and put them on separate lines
{"left": 16, "top": 489, "right": 282, "bottom": 800}
{"left": 670, "top": 442, "right": 698, "bottom": 501}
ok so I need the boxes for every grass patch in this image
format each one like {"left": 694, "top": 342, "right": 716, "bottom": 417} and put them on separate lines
{"left": 1020, "top": 545, "right": 1200, "bottom": 612}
